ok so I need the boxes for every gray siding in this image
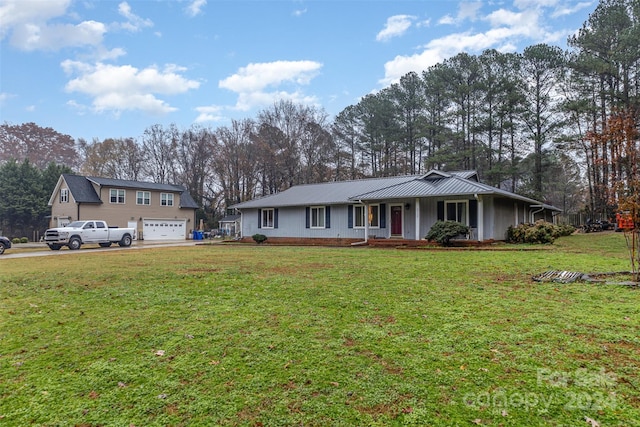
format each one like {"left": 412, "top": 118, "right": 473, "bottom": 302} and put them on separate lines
{"left": 493, "top": 197, "right": 517, "bottom": 240}
{"left": 240, "top": 196, "right": 554, "bottom": 242}
{"left": 242, "top": 205, "right": 372, "bottom": 240}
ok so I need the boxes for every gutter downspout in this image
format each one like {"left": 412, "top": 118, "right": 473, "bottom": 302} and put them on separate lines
{"left": 351, "top": 200, "right": 370, "bottom": 246}
{"left": 474, "top": 194, "right": 484, "bottom": 241}
{"left": 415, "top": 197, "right": 420, "bottom": 240}
{"left": 529, "top": 205, "right": 544, "bottom": 223}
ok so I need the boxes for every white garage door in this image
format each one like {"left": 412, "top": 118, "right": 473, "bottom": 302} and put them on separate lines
{"left": 142, "top": 219, "right": 186, "bottom": 241}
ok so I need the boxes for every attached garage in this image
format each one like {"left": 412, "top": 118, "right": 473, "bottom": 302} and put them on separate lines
{"left": 142, "top": 219, "right": 187, "bottom": 241}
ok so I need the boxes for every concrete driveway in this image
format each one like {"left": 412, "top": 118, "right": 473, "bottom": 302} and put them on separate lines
{"left": 0, "top": 240, "right": 209, "bottom": 259}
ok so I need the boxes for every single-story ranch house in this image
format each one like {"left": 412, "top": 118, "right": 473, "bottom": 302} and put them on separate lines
{"left": 48, "top": 174, "right": 199, "bottom": 240}
{"left": 231, "top": 170, "right": 560, "bottom": 244}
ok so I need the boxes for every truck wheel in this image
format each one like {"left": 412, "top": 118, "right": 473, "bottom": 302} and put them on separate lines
{"left": 119, "top": 234, "right": 132, "bottom": 247}
{"left": 99, "top": 242, "right": 111, "bottom": 248}
{"left": 48, "top": 244, "right": 61, "bottom": 250}
{"left": 68, "top": 237, "right": 82, "bottom": 250}
{"left": 0, "top": 244, "right": 5, "bottom": 255}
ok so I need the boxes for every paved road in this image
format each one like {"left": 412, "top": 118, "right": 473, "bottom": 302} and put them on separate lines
{"left": 0, "top": 240, "right": 209, "bottom": 259}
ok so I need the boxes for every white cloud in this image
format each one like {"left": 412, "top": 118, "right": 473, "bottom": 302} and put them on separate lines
{"left": 194, "top": 105, "right": 224, "bottom": 123}
{"left": 62, "top": 61, "right": 200, "bottom": 115}
{"left": 293, "top": 8, "right": 307, "bottom": 17}
{"left": 514, "top": 0, "right": 559, "bottom": 8}
{"left": 0, "top": 92, "right": 15, "bottom": 106}
{"left": 551, "top": 1, "right": 593, "bottom": 18}
{"left": 220, "top": 60, "right": 321, "bottom": 92}
{"left": 438, "top": 15, "right": 455, "bottom": 25}
{"left": 0, "top": 0, "right": 70, "bottom": 39}
{"left": 380, "top": 2, "right": 567, "bottom": 85}
{"left": 376, "top": 15, "right": 416, "bottom": 42}
{"left": 115, "top": 1, "right": 153, "bottom": 32}
{"left": 458, "top": 2, "right": 482, "bottom": 22}
{"left": 185, "top": 0, "right": 207, "bottom": 17}
{"left": 438, "top": 2, "right": 482, "bottom": 25}
{"left": 94, "top": 47, "right": 127, "bottom": 61}
{"left": 218, "top": 60, "right": 322, "bottom": 110}
{"left": 0, "top": 0, "right": 152, "bottom": 51}
{"left": 1, "top": 0, "right": 107, "bottom": 52}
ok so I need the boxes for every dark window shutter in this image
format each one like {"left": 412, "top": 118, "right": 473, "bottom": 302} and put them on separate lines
{"left": 437, "top": 201, "right": 444, "bottom": 221}
{"left": 274, "top": 208, "right": 279, "bottom": 228}
{"left": 258, "top": 209, "right": 262, "bottom": 228}
{"left": 325, "top": 206, "right": 331, "bottom": 228}
{"left": 469, "top": 200, "right": 478, "bottom": 228}
{"left": 305, "top": 207, "right": 310, "bottom": 228}
{"left": 348, "top": 205, "right": 353, "bottom": 229}
{"left": 380, "top": 203, "right": 386, "bottom": 228}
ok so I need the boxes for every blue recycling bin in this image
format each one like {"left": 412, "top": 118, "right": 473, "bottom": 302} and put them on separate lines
{"left": 193, "top": 231, "right": 203, "bottom": 240}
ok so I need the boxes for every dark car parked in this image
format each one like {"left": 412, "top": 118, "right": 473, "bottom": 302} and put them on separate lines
{"left": 0, "top": 236, "right": 11, "bottom": 255}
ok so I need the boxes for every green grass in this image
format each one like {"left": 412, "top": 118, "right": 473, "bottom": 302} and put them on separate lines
{"left": 1, "top": 233, "right": 638, "bottom": 426}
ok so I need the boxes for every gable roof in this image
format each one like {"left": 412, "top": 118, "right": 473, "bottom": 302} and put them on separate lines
{"left": 60, "top": 174, "right": 102, "bottom": 204}
{"left": 48, "top": 174, "right": 199, "bottom": 209}
{"left": 231, "top": 170, "right": 559, "bottom": 211}
{"left": 219, "top": 214, "right": 241, "bottom": 223}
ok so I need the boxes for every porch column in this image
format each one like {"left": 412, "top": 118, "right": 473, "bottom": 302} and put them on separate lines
{"left": 414, "top": 197, "right": 420, "bottom": 240}
{"left": 477, "top": 195, "right": 484, "bottom": 241}
{"left": 364, "top": 203, "right": 369, "bottom": 242}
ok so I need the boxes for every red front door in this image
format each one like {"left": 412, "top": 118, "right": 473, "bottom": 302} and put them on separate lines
{"left": 391, "top": 205, "right": 403, "bottom": 236}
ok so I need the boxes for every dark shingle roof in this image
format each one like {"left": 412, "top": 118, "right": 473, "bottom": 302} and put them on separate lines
{"left": 63, "top": 174, "right": 102, "bottom": 203}
{"left": 62, "top": 174, "right": 199, "bottom": 209}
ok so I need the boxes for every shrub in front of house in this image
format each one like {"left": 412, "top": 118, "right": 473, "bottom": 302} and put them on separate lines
{"left": 506, "top": 220, "right": 574, "bottom": 244}
{"left": 20, "top": 237, "right": 28, "bottom": 243}
{"left": 425, "top": 221, "right": 470, "bottom": 246}
{"left": 556, "top": 224, "right": 577, "bottom": 237}
{"left": 252, "top": 234, "right": 268, "bottom": 244}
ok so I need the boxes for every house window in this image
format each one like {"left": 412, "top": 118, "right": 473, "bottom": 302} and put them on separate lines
{"left": 354, "top": 204, "right": 379, "bottom": 228}
{"left": 110, "top": 189, "right": 125, "bottom": 204}
{"left": 161, "top": 193, "right": 174, "bottom": 206}
{"left": 311, "top": 206, "right": 325, "bottom": 228}
{"left": 445, "top": 201, "right": 468, "bottom": 224}
{"left": 60, "top": 188, "right": 69, "bottom": 203}
{"left": 261, "top": 208, "right": 274, "bottom": 228}
{"left": 137, "top": 191, "right": 151, "bottom": 205}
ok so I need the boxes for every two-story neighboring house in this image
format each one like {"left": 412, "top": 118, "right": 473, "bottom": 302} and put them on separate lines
{"left": 48, "top": 174, "right": 200, "bottom": 241}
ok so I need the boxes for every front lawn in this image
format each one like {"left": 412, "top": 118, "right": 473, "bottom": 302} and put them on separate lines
{"left": 0, "top": 233, "right": 638, "bottom": 426}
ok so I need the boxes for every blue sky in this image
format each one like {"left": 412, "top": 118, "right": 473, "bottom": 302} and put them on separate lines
{"left": 1, "top": 0, "right": 595, "bottom": 142}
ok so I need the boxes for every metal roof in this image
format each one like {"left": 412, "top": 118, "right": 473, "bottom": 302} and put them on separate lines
{"left": 232, "top": 170, "right": 560, "bottom": 211}
{"left": 231, "top": 175, "right": 418, "bottom": 209}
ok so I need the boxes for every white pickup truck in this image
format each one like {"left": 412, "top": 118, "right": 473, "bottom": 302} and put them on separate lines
{"left": 44, "top": 220, "right": 135, "bottom": 251}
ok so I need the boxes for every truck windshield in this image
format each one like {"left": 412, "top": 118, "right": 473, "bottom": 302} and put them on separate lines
{"left": 66, "top": 221, "right": 86, "bottom": 228}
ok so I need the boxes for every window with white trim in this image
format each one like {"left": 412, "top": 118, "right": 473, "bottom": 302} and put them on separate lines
{"left": 161, "top": 193, "right": 174, "bottom": 206}
{"left": 445, "top": 200, "right": 468, "bottom": 224}
{"left": 110, "top": 188, "right": 125, "bottom": 204}
{"left": 311, "top": 206, "right": 325, "bottom": 228}
{"left": 261, "top": 208, "right": 274, "bottom": 228}
{"left": 354, "top": 204, "right": 379, "bottom": 228}
{"left": 60, "top": 188, "right": 69, "bottom": 203}
{"left": 137, "top": 191, "right": 151, "bottom": 205}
